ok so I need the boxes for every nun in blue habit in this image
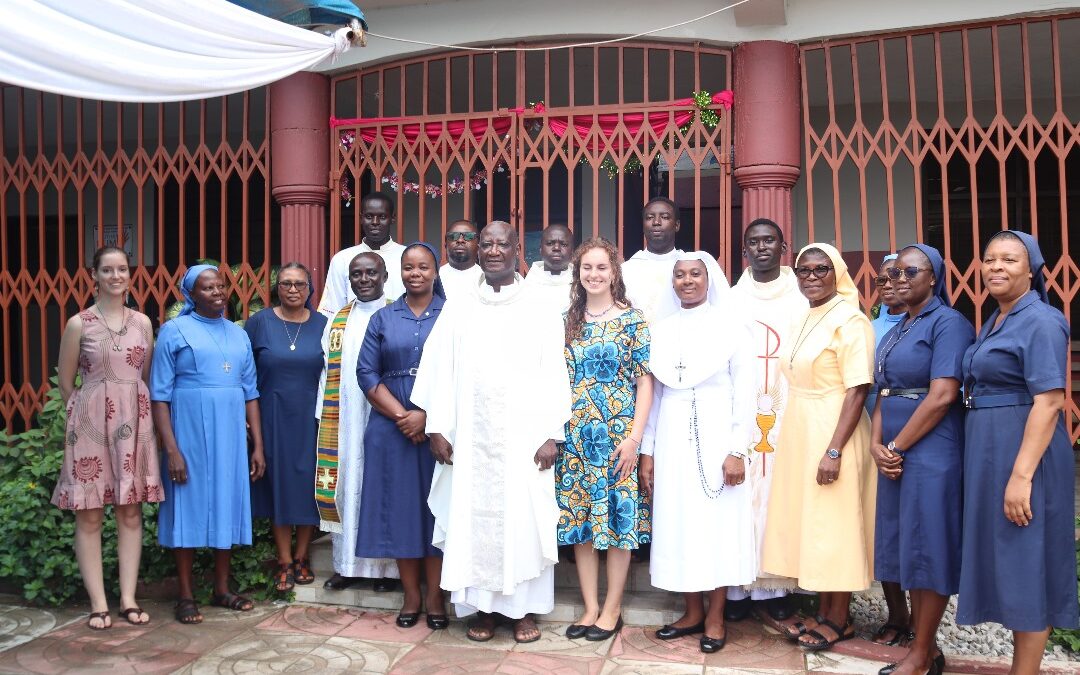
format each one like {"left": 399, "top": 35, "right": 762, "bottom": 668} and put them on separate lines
{"left": 150, "top": 264, "right": 264, "bottom": 624}
{"left": 957, "top": 231, "right": 1078, "bottom": 656}
{"left": 870, "top": 243, "right": 974, "bottom": 674}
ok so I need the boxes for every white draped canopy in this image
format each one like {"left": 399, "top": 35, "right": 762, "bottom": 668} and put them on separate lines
{"left": 1, "top": 0, "right": 361, "bottom": 102}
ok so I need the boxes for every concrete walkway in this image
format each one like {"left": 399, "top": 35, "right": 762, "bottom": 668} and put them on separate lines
{"left": 0, "top": 599, "right": 1076, "bottom": 674}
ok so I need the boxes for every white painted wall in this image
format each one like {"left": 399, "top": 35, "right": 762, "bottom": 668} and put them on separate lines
{"left": 320, "top": 0, "right": 1080, "bottom": 72}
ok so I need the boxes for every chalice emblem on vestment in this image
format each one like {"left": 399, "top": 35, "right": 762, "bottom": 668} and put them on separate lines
{"left": 753, "top": 389, "right": 781, "bottom": 454}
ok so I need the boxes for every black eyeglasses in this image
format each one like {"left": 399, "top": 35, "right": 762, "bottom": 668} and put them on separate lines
{"left": 445, "top": 232, "right": 477, "bottom": 242}
{"left": 886, "top": 266, "right": 928, "bottom": 281}
{"left": 874, "top": 275, "right": 890, "bottom": 287}
{"left": 794, "top": 265, "right": 834, "bottom": 279}
{"left": 277, "top": 281, "right": 309, "bottom": 290}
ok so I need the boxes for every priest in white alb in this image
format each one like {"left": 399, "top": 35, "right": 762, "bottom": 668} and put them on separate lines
{"left": 411, "top": 221, "right": 571, "bottom": 644}
{"left": 727, "top": 218, "right": 808, "bottom": 622}
{"left": 439, "top": 219, "right": 483, "bottom": 300}
{"left": 639, "top": 251, "right": 757, "bottom": 653}
{"left": 522, "top": 223, "right": 573, "bottom": 314}
{"left": 318, "top": 191, "right": 406, "bottom": 315}
{"left": 315, "top": 252, "right": 398, "bottom": 591}
{"left": 622, "top": 197, "right": 685, "bottom": 320}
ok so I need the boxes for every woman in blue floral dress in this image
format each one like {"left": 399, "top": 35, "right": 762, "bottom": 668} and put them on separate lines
{"left": 557, "top": 237, "right": 653, "bottom": 642}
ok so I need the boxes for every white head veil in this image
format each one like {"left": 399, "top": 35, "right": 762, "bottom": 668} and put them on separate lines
{"left": 651, "top": 251, "right": 731, "bottom": 322}
{"left": 650, "top": 251, "right": 742, "bottom": 389}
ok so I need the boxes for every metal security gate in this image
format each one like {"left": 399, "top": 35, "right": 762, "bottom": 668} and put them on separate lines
{"left": 0, "top": 88, "right": 275, "bottom": 431}
{"left": 798, "top": 13, "right": 1080, "bottom": 436}
{"left": 329, "top": 42, "right": 733, "bottom": 267}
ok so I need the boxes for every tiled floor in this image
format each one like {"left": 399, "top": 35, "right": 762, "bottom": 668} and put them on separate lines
{"left": 0, "top": 600, "right": 1074, "bottom": 674}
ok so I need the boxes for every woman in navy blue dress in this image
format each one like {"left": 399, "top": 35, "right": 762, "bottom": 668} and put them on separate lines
{"left": 958, "top": 230, "right": 1079, "bottom": 675}
{"left": 355, "top": 242, "right": 447, "bottom": 630}
{"left": 245, "top": 263, "right": 327, "bottom": 592}
{"left": 870, "top": 244, "right": 973, "bottom": 675}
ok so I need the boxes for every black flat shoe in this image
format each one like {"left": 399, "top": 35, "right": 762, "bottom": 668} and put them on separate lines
{"left": 878, "top": 664, "right": 898, "bottom": 675}
{"left": 724, "top": 598, "right": 752, "bottom": 622}
{"left": 879, "top": 653, "right": 944, "bottom": 675}
{"left": 585, "top": 617, "right": 623, "bottom": 641}
{"left": 373, "top": 578, "right": 399, "bottom": 593}
{"left": 426, "top": 614, "right": 449, "bottom": 630}
{"left": 565, "top": 623, "right": 591, "bottom": 639}
{"left": 765, "top": 596, "right": 794, "bottom": 621}
{"left": 700, "top": 634, "right": 726, "bottom": 653}
{"left": 396, "top": 612, "right": 420, "bottom": 628}
{"left": 656, "top": 621, "right": 705, "bottom": 640}
{"left": 323, "top": 574, "right": 363, "bottom": 590}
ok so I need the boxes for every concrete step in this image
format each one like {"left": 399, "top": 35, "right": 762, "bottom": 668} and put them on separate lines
{"left": 298, "top": 536, "right": 683, "bottom": 626}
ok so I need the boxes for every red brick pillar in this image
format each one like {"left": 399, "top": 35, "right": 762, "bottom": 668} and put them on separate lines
{"left": 733, "top": 41, "right": 801, "bottom": 261}
{"left": 270, "top": 71, "right": 330, "bottom": 299}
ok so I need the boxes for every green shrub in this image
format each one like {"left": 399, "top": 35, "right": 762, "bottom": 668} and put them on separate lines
{"left": 1048, "top": 517, "right": 1080, "bottom": 652}
{"left": 0, "top": 375, "right": 288, "bottom": 607}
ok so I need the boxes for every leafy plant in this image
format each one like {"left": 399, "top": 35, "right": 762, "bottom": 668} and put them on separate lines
{"left": 0, "top": 374, "right": 288, "bottom": 607}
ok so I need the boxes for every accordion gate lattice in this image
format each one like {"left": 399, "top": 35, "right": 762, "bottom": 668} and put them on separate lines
{"left": 800, "top": 13, "right": 1080, "bottom": 439}
{"left": 0, "top": 88, "right": 274, "bottom": 431}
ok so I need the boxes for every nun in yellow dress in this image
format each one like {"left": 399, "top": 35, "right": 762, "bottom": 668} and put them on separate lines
{"left": 761, "top": 243, "right": 876, "bottom": 652}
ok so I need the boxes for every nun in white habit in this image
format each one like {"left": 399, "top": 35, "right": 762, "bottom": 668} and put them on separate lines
{"left": 639, "top": 251, "right": 757, "bottom": 652}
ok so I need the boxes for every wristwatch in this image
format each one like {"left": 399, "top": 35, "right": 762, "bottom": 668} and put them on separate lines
{"left": 825, "top": 448, "right": 841, "bottom": 460}
{"left": 886, "top": 440, "right": 901, "bottom": 453}
{"left": 728, "top": 450, "right": 747, "bottom": 461}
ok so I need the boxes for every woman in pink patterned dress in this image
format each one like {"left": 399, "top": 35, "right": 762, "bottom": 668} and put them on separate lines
{"left": 52, "top": 246, "right": 163, "bottom": 630}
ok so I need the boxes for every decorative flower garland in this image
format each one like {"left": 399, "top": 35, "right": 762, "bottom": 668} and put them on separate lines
{"left": 337, "top": 89, "right": 723, "bottom": 203}
{"left": 587, "top": 90, "right": 723, "bottom": 179}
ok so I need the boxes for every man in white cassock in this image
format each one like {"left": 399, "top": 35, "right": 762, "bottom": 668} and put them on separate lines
{"left": 318, "top": 191, "right": 406, "bottom": 316}
{"left": 522, "top": 224, "right": 573, "bottom": 314}
{"left": 438, "top": 219, "right": 483, "bottom": 300}
{"left": 412, "top": 221, "right": 571, "bottom": 644}
{"left": 622, "top": 197, "right": 685, "bottom": 321}
{"left": 727, "top": 219, "right": 808, "bottom": 622}
{"left": 639, "top": 251, "right": 757, "bottom": 653}
{"left": 315, "top": 253, "right": 398, "bottom": 591}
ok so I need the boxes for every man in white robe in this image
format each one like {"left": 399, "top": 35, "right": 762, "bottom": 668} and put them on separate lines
{"left": 622, "top": 197, "right": 685, "bottom": 321}
{"left": 439, "top": 219, "right": 483, "bottom": 300}
{"left": 727, "top": 218, "right": 808, "bottom": 622}
{"left": 319, "top": 191, "right": 406, "bottom": 315}
{"left": 316, "top": 252, "right": 398, "bottom": 590}
{"left": 412, "top": 221, "right": 571, "bottom": 643}
{"left": 522, "top": 223, "right": 573, "bottom": 314}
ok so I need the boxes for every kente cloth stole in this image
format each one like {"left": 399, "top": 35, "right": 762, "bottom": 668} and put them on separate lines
{"left": 315, "top": 303, "right": 353, "bottom": 532}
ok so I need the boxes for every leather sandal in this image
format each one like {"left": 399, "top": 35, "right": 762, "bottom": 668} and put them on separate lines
{"left": 798, "top": 617, "right": 855, "bottom": 651}
{"left": 118, "top": 606, "right": 149, "bottom": 625}
{"left": 210, "top": 592, "right": 254, "bottom": 612}
{"left": 87, "top": 611, "right": 111, "bottom": 630}
{"left": 292, "top": 557, "right": 315, "bottom": 585}
{"left": 274, "top": 563, "right": 295, "bottom": 592}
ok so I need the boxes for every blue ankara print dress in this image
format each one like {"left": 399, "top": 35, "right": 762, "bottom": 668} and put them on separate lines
{"left": 557, "top": 308, "right": 651, "bottom": 550}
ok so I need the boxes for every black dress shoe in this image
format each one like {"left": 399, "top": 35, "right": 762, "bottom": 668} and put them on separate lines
{"left": 396, "top": 612, "right": 419, "bottom": 628}
{"left": 565, "top": 623, "right": 591, "bottom": 639}
{"left": 426, "top": 614, "right": 449, "bottom": 630}
{"left": 765, "top": 596, "right": 794, "bottom": 621}
{"left": 656, "top": 621, "right": 705, "bottom": 640}
{"left": 724, "top": 598, "right": 752, "bottom": 622}
{"left": 373, "top": 578, "right": 399, "bottom": 593}
{"left": 700, "top": 634, "right": 727, "bottom": 653}
{"left": 585, "top": 617, "right": 623, "bottom": 641}
{"left": 323, "top": 574, "right": 362, "bottom": 590}
{"left": 930, "top": 653, "right": 946, "bottom": 675}
{"left": 878, "top": 664, "right": 898, "bottom": 675}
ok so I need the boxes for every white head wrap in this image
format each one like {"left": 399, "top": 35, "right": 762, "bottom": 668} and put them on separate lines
{"left": 650, "top": 251, "right": 744, "bottom": 389}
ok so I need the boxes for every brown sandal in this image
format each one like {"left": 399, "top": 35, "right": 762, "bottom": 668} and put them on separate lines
{"left": 174, "top": 599, "right": 203, "bottom": 625}
{"left": 274, "top": 563, "right": 295, "bottom": 592}
{"left": 211, "top": 592, "right": 254, "bottom": 612}
{"left": 118, "top": 606, "right": 149, "bottom": 625}
{"left": 87, "top": 611, "right": 111, "bottom": 630}
{"left": 292, "top": 557, "right": 314, "bottom": 585}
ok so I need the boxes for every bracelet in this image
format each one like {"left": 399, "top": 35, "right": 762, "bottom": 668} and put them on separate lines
{"left": 626, "top": 437, "right": 641, "bottom": 446}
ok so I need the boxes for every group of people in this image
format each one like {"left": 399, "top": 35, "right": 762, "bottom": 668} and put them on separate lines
{"left": 53, "top": 190, "right": 1077, "bottom": 675}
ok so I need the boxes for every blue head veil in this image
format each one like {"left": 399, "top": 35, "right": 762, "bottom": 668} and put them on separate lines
{"left": 402, "top": 241, "right": 446, "bottom": 299}
{"left": 899, "top": 244, "right": 951, "bottom": 308}
{"left": 179, "top": 264, "right": 221, "bottom": 317}
{"left": 988, "top": 230, "right": 1049, "bottom": 303}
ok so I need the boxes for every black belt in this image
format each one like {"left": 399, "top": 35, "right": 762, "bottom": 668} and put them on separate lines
{"left": 879, "top": 387, "right": 929, "bottom": 400}
{"left": 964, "top": 392, "right": 1034, "bottom": 409}
{"left": 384, "top": 367, "right": 419, "bottom": 378}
